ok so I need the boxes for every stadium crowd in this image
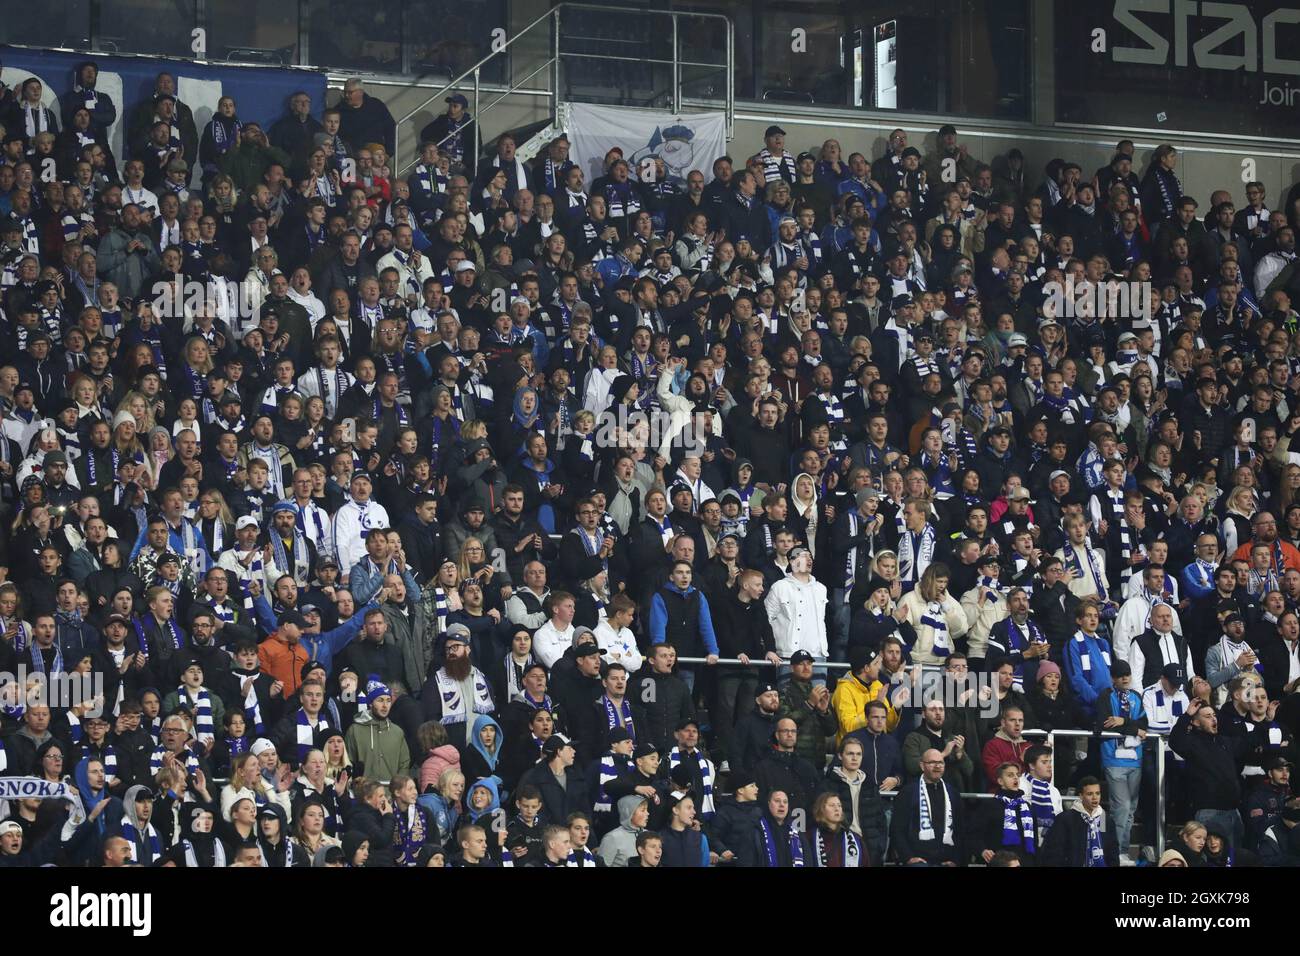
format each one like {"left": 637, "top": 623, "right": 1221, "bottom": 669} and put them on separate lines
{"left": 0, "top": 56, "right": 1298, "bottom": 870}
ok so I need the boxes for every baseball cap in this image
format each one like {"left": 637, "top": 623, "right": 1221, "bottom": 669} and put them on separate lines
{"left": 789, "top": 650, "right": 815, "bottom": 665}
{"left": 235, "top": 515, "right": 259, "bottom": 531}
{"left": 455, "top": 260, "right": 476, "bottom": 273}
{"left": 1007, "top": 333, "right": 1028, "bottom": 347}
{"left": 764, "top": 124, "right": 786, "bottom": 137}
{"left": 633, "top": 741, "right": 658, "bottom": 759}
{"left": 443, "top": 623, "right": 472, "bottom": 645}
{"left": 446, "top": 93, "right": 469, "bottom": 107}
{"left": 543, "top": 733, "right": 575, "bottom": 756}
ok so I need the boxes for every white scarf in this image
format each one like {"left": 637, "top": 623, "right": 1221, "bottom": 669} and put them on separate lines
{"left": 917, "top": 778, "right": 954, "bottom": 845}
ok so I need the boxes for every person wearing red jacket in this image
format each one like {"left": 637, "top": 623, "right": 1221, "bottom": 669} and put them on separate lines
{"left": 980, "top": 705, "right": 1033, "bottom": 791}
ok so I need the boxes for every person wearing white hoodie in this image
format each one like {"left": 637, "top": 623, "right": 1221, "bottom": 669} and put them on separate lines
{"left": 765, "top": 547, "right": 829, "bottom": 682}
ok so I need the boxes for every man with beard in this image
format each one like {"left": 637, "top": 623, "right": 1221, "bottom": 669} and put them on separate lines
{"left": 418, "top": 626, "right": 494, "bottom": 748}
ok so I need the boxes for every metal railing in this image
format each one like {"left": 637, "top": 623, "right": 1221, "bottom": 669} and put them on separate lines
{"left": 394, "top": 1, "right": 733, "bottom": 176}
{"left": 671, "top": 656, "right": 1173, "bottom": 857}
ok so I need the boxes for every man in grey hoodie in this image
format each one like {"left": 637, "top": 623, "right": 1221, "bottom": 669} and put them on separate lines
{"left": 597, "top": 794, "right": 648, "bottom": 867}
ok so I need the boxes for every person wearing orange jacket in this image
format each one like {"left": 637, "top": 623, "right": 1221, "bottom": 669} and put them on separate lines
{"left": 258, "top": 608, "right": 312, "bottom": 701}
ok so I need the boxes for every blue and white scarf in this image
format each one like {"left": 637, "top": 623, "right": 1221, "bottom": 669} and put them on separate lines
{"left": 122, "top": 820, "right": 161, "bottom": 863}
{"left": 296, "top": 709, "right": 329, "bottom": 764}
{"left": 758, "top": 816, "right": 805, "bottom": 867}
{"left": 921, "top": 601, "right": 950, "bottom": 657}
{"left": 1063, "top": 542, "right": 1108, "bottom": 602}
{"left": 668, "top": 747, "right": 714, "bottom": 817}
{"left": 999, "top": 791, "right": 1036, "bottom": 853}
{"left": 180, "top": 685, "right": 215, "bottom": 745}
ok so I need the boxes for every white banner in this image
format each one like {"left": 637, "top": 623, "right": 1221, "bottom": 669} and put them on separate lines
{"left": 0, "top": 777, "right": 73, "bottom": 800}
{"left": 567, "top": 103, "right": 727, "bottom": 187}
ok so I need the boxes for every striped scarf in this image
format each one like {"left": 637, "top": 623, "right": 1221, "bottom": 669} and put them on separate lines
{"left": 758, "top": 816, "right": 805, "bottom": 867}
{"left": 1063, "top": 542, "right": 1107, "bottom": 602}
{"left": 271, "top": 530, "right": 310, "bottom": 588}
{"left": 594, "top": 753, "right": 628, "bottom": 813}
{"left": 668, "top": 747, "right": 714, "bottom": 817}
{"left": 999, "top": 791, "right": 1036, "bottom": 853}
{"left": 898, "top": 525, "right": 936, "bottom": 590}
{"left": 29, "top": 640, "right": 64, "bottom": 678}
{"left": 241, "top": 672, "right": 265, "bottom": 734}
{"left": 1004, "top": 618, "right": 1045, "bottom": 690}
{"left": 181, "top": 685, "right": 215, "bottom": 745}
{"left": 600, "top": 694, "right": 634, "bottom": 741}
{"left": 1028, "top": 775, "right": 1057, "bottom": 838}
{"left": 122, "top": 821, "right": 161, "bottom": 863}
{"left": 921, "top": 601, "right": 950, "bottom": 656}
{"left": 150, "top": 746, "right": 199, "bottom": 775}
{"left": 296, "top": 709, "right": 329, "bottom": 763}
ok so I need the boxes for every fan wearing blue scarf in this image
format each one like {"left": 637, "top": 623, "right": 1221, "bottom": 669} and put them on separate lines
{"left": 978, "top": 763, "right": 1037, "bottom": 863}
{"left": 752, "top": 791, "right": 805, "bottom": 867}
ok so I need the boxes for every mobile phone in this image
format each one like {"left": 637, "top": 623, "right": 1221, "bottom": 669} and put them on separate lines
{"left": 341, "top": 417, "right": 357, "bottom": 443}
{"left": 1242, "top": 419, "right": 1256, "bottom": 444}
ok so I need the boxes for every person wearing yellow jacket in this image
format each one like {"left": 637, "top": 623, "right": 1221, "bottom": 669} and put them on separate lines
{"left": 832, "top": 646, "right": 899, "bottom": 745}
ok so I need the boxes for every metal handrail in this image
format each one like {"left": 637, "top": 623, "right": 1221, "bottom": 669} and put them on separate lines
{"left": 394, "top": 2, "right": 734, "bottom": 176}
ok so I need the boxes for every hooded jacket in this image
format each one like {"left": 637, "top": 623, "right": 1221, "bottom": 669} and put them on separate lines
{"left": 345, "top": 710, "right": 412, "bottom": 785}
{"left": 597, "top": 794, "right": 646, "bottom": 867}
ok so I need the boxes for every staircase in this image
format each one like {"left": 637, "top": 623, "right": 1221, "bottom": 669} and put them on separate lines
{"left": 393, "top": 2, "right": 733, "bottom": 178}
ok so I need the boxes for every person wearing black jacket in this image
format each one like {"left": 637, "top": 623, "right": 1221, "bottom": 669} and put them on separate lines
{"left": 1029, "top": 558, "right": 1081, "bottom": 656}
{"left": 519, "top": 733, "right": 590, "bottom": 825}
{"left": 1037, "top": 777, "right": 1120, "bottom": 867}
{"left": 889, "top": 748, "right": 967, "bottom": 866}
{"left": 347, "top": 779, "right": 397, "bottom": 867}
{"left": 821, "top": 735, "right": 888, "bottom": 863}
{"left": 730, "top": 682, "right": 780, "bottom": 777}
{"left": 632, "top": 644, "right": 694, "bottom": 754}
{"left": 753, "top": 717, "right": 822, "bottom": 814}
{"left": 1170, "top": 697, "right": 1276, "bottom": 849}
{"left": 709, "top": 771, "right": 763, "bottom": 864}
{"left": 710, "top": 569, "right": 779, "bottom": 767}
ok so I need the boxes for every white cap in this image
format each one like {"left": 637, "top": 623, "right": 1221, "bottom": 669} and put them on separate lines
{"left": 455, "top": 260, "right": 477, "bottom": 273}
{"left": 235, "top": 515, "right": 260, "bottom": 531}
{"left": 250, "top": 738, "right": 276, "bottom": 757}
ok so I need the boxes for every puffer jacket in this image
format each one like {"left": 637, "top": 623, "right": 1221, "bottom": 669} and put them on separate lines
{"left": 820, "top": 765, "right": 886, "bottom": 863}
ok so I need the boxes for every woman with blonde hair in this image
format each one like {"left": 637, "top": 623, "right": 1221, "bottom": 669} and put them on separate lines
{"left": 893, "top": 562, "right": 970, "bottom": 667}
{"left": 220, "top": 751, "right": 293, "bottom": 821}
{"left": 417, "top": 767, "right": 465, "bottom": 839}
{"left": 143, "top": 426, "right": 173, "bottom": 489}
{"left": 69, "top": 373, "right": 106, "bottom": 425}
{"left": 176, "top": 336, "right": 214, "bottom": 399}
{"left": 113, "top": 392, "right": 150, "bottom": 436}
{"left": 195, "top": 488, "right": 235, "bottom": 556}
{"left": 1221, "top": 485, "right": 1259, "bottom": 556}
{"left": 319, "top": 727, "right": 354, "bottom": 784}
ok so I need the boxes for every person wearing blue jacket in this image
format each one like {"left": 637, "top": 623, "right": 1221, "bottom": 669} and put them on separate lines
{"left": 1064, "top": 601, "right": 1114, "bottom": 717}
{"left": 648, "top": 561, "right": 719, "bottom": 693}
{"left": 252, "top": 591, "right": 378, "bottom": 674}
{"left": 1094, "top": 660, "right": 1148, "bottom": 864}
{"left": 1180, "top": 533, "right": 1222, "bottom": 601}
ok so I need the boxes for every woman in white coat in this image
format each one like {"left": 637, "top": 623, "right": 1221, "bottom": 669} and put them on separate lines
{"left": 894, "top": 563, "right": 970, "bottom": 668}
